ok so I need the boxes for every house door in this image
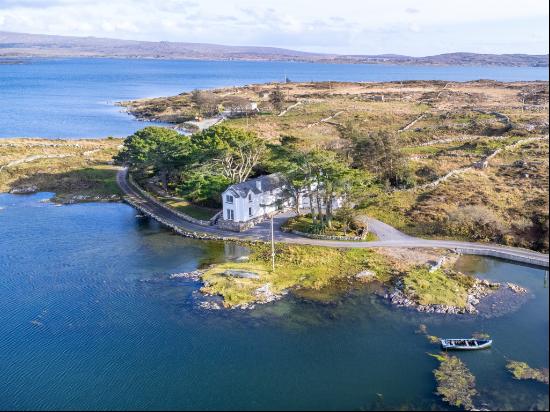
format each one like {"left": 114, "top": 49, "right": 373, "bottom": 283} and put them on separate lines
{"left": 226, "top": 209, "right": 234, "bottom": 220}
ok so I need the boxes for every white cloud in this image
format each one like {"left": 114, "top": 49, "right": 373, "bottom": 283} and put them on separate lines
{"left": 0, "top": 0, "right": 548, "bottom": 54}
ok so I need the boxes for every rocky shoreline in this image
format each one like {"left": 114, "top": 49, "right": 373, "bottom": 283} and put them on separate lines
{"left": 169, "top": 263, "right": 531, "bottom": 316}
{"left": 385, "top": 278, "right": 529, "bottom": 315}
{"left": 169, "top": 267, "right": 287, "bottom": 310}
{"left": 6, "top": 186, "right": 122, "bottom": 204}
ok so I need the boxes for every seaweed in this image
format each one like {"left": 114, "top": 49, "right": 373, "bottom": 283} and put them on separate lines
{"left": 472, "top": 332, "right": 491, "bottom": 340}
{"left": 430, "top": 353, "right": 477, "bottom": 410}
{"left": 506, "top": 361, "right": 549, "bottom": 384}
{"left": 416, "top": 323, "right": 440, "bottom": 344}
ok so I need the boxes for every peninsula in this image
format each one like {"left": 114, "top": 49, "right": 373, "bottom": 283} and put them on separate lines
{"left": 2, "top": 79, "right": 548, "bottom": 311}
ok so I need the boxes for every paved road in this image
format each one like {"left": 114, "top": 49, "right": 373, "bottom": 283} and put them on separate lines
{"left": 117, "top": 168, "right": 549, "bottom": 268}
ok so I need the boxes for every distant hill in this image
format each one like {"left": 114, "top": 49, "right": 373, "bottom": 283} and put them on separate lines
{"left": 334, "top": 52, "right": 549, "bottom": 67}
{"left": 0, "top": 31, "right": 547, "bottom": 67}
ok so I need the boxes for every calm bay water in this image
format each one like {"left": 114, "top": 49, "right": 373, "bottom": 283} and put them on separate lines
{"left": 0, "top": 193, "right": 548, "bottom": 410}
{"left": 0, "top": 58, "right": 548, "bottom": 139}
{"left": 1, "top": 59, "right": 549, "bottom": 409}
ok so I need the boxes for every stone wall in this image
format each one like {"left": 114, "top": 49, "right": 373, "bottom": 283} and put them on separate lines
{"left": 218, "top": 212, "right": 277, "bottom": 232}
{"left": 128, "top": 174, "right": 214, "bottom": 227}
{"left": 123, "top": 195, "right": 224, "bottom": 241}
{"left": 281, "top": 227, "right": 365, "bottom": 241}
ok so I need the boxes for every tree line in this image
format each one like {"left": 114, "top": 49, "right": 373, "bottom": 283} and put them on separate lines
{"left": 115, "top": 123, "right": 410, "bottom": 226}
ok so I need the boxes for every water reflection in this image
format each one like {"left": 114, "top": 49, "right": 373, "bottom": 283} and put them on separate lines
{"left": 0, "top": 195, "right": 547, "bottom": 411}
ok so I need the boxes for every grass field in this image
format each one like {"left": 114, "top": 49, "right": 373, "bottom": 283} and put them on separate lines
{"left": 0, "top": 138, "right": 123, "bottom": 202}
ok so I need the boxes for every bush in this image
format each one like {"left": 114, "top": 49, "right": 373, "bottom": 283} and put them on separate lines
{"left": 444, "top": 205, "right": 507, "bottom": 242}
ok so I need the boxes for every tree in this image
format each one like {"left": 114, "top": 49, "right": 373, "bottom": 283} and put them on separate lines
{"left": 445, "top": 205, "right": 507, "bottom": 242}
{"left": 266, "top": 138, "right": 326, "bottom": 219}
{"left": 190, "top": 90, "right": 220, "bottom": 117}
{"left": 177, "top": 170, "right": 230, "bottom": 207}
{"left": 223, "top": 95, "right": 253, "bottom": 115}
{"left": 307, "top": 149, "right": 365, "bottom": 227}
{"left": 334, "top": 205, "right": 356, "bottom": 235}
{"left": 190, "top": 125, "right": 266, "bottom": 183}
{"left": 269, "top": 86, "right": 285, "bottom": 112}
{"left": 115, "top": 126, "right": 191, "bottom": 190}
{"left": 352, "top": 131, "right": 414, "bottom": 187}
{"left": 268, "top": 139, "right": 369, "bottom": 228}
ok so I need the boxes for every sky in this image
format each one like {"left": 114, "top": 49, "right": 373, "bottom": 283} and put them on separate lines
{"left": 0, "top": 0, "right": 548, "bottom": 55}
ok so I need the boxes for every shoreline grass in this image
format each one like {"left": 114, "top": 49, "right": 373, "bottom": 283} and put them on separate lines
{"left": 200, "top": 243, "right": 391, "bottom": 308}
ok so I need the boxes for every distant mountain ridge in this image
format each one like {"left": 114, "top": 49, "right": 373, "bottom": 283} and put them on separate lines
{"left": 0, "top": 31, "right": 547, "bottom": 67}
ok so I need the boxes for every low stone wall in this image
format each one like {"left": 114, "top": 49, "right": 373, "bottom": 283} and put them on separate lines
{"left": 218, "top": 219, "right": 255, "bottom": 232}
{"left": 127, "top": 174, "right": 213, "bottom": 227}
{"left": 123, "top": 195, "right": 224, "bottom": 241}
{"left": 454, "top": 247, "right": 549, "bottom": 268}
{"left": 209, "top": 211, "right": 223, "bottom": 225}
{"left": 282, "top": 227, "right": 365, "bottom": 241}
{"left": 218, "top": 213, "right": 275, "bottom": 232}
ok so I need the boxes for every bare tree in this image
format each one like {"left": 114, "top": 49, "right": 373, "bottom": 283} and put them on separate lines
{"left": 190, "top": 90, "right": 220, "bottom": 116}
{"left": 269, "top": 86, "right": 285, "bottom": 112}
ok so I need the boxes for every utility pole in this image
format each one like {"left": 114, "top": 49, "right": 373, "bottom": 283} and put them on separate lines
{"left": 271, "top": 215, "right": 275, "bottom": 271}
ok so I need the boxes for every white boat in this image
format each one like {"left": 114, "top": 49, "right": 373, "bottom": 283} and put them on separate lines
{"left": 440, "top": 338, "right": 492, "bottom": 350}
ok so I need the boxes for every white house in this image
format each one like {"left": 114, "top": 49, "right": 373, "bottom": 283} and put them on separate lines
{"left": 219, "top": 173, "right": 288, "bottom": 231}
{"left": 219, "top": 173, "right": 343, "bottom": 232}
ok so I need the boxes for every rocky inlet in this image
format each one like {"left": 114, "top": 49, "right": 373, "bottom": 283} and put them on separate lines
{"left": 385, "top": 278, "right": 527, "bottom": 315}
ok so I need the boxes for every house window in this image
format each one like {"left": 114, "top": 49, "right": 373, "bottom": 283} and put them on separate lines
{"left": 249, "top": 207, "right": 253, "bottom": 217}
{"left": 226, "top": 209, "right": 234, "bottom": 220}
{"left": 225, "top": 195, "right": 233, "bottom": 204}
{"left": 248, "top": 193, "right": 253, "bottom": 202}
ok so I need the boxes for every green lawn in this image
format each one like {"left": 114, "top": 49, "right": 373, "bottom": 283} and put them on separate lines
{"left": 164, "top": 199, "right": 219, "bottom": 220}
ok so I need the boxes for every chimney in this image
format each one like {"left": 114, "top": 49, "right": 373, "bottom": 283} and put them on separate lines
{"left": 255, "top": 179, "right": 262, "bottom": 191}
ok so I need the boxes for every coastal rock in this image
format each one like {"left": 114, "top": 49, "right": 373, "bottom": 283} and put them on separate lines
{"left": 429, "top": 257, "right": 446, "bottom": 272}
{"left": 479, "top": 279, "right": 501, "bottom": 289}
{"left": 255, "top": 283, "right": 285, "bottom": 303}
{"left": 385, "top": 277, "right": 500, "bottom": 315}
{"left": 170, "top": 270, "right": 204, "bottom": 281}
{"left": 198, "top": 301, "right": 222, "bottom": 310}
{"left": 66, "top": 194, "right": 90, "bottom": 202}
{"left": 9, "top": 185, "right": 38, "bottom": 194}
{"left": 356, "top": 270, "right": 376, "bottom": 281}
{"left": 61, "top": 194, "right": 122, "bottom": 204}
{"left": 506, "top": 282, "right": 528, "bottom": 294}
{"left": 223, "top": 269, "right": 260, "bottom": 279}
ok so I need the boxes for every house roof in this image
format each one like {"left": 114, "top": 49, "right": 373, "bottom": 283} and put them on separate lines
{"left": 224, "top": 173, "right": 286, "bottom": 198}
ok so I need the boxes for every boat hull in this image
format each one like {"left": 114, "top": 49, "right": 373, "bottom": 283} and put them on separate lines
{"left": 440, "top": 339, "right": 492, "bottom": 350}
